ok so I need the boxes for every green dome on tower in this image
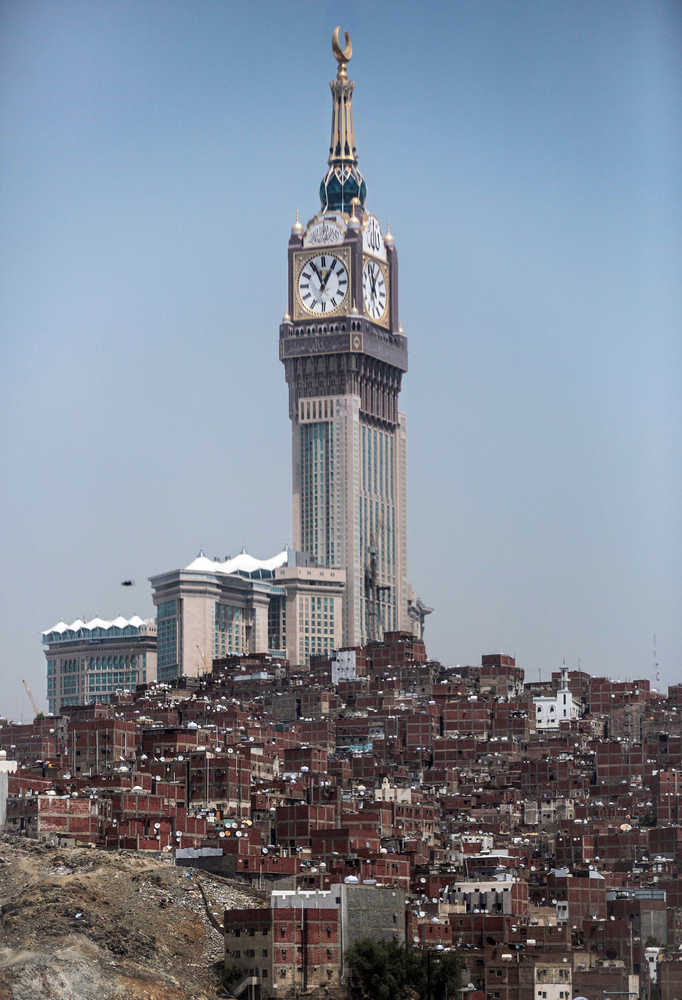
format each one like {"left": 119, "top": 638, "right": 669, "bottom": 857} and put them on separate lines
{"left": 320, "top": 164, "right": 367, "bottom": 213}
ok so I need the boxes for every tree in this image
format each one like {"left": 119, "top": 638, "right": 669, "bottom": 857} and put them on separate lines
{"left": 346, "top": 938, "right": 464, "bottom": 1000}
{"left": 346, "top": 937, "right": 408, "bottom": 1000}
{"left": 424, "top": 949, "right": 464, "bottom": 1000}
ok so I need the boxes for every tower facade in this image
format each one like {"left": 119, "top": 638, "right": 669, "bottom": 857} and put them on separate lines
{"left": 280, "top": 29, "right": 409, "bottom": 648}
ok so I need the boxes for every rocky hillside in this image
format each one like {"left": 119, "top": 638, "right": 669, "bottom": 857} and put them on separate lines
{"left": 0, "top": 836, "right": 263, "bottom": 1000}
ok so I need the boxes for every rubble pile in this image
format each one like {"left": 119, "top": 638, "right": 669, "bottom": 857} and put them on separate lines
{"left": 0, "top": 836, "right": 261, "bottom": 1000}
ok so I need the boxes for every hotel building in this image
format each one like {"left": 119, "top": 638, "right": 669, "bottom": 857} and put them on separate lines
{"left": 42, "top": 616, "right": 157, "bottom": 714}
{"left": 149, "top": 549, "right": 345, "bottom": 681}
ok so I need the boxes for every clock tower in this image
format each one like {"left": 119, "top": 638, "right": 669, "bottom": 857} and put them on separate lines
{"left": 280, "top": 28, "right": 410, "bottom": 652}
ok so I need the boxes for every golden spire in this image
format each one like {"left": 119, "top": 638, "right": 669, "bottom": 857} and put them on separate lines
{"left": 332, "top": 26, "right": 352, "bottom": 81}
{"left": 320, "top": 26, "right": 367, "bottom": 211}
{"left": 328, "top": 26, "right": 357, "bottom": 166}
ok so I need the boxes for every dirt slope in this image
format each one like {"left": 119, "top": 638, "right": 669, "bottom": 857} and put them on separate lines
{"left": 0, "top": 836, "right": 262, "bottom": 1000}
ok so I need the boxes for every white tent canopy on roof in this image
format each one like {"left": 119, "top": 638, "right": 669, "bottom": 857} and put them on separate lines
{"left": 184, "top": 549, "right": 288, "bottom": 576}
{"left": 42, "top": 615, "right": 150, "bottom": 636}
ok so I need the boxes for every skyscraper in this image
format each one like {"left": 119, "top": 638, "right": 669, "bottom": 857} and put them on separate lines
{"left": 280, "top": 29, "right": 409, "bottom": 647}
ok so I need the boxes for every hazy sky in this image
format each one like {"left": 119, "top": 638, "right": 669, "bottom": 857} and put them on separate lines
{"left": 2, "top": 0, "right": 680, "bottom": 721}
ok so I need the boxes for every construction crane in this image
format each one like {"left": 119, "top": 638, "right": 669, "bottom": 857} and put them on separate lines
{"left": 22, "top": 679, "right": 40, "bottom": 718}
{"left": 364, "top": 510, "right": 390, "bottom": 644}
{"left": 407, "top": 595, "right": 433, "bottom": 640}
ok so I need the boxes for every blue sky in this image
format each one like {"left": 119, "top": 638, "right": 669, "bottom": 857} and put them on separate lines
{"left": 1, "top": 0, "right": 680, "bottom": 720}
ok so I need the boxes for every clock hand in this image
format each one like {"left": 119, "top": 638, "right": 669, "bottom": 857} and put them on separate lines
{"left": 368, "top": 267, "right": 377, "bottom": 298}
{"left": 310, "top": 261, "right": 323, "bottom": 287}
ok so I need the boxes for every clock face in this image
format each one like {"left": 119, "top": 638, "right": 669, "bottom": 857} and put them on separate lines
{"left": 362, "top": 259, "right": 387, "bottom": 321}
{"left": 297, "top": 253, "right": 349, "bottom": 315}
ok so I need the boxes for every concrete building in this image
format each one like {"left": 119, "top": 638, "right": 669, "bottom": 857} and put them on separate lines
{"left": 150, "top": 549, "right": 345, "bottom": 680}
{"left": 280, "top": 31, "right": 422, "bottom": 648}
{"left": 442, "top": 879, "right": 529, "bottom": 916}
{"left": 42, "top": 615, "right": 157, "bottom": 714}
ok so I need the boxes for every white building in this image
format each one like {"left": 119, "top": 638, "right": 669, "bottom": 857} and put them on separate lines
{"left": 534, "top": 666, "right": 580, "bottom": 730}
{"left": 0, "top": 749, "right": 18, "bottom": 828}
{"left": 533, "top": 961, "right": 572, "bottom": 1000}
{"left": 331, "top": 649, "right": 358, "bottom": 685}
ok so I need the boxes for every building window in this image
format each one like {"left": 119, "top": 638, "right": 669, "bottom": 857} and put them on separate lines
{"left": 157, "top": 600, "right": 178, "bottom": 671}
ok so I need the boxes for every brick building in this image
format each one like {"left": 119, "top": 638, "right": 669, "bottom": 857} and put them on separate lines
{"left": 225, "top": 882, "right": 404, "bottom": 997}
{"left": 67, "top": 718, "right": 138, "bottom": 774}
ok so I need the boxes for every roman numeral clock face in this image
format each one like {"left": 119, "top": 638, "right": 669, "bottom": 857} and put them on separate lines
{"left": 297, "top": 253, "right": 348, "bottom": 315}
{"left": 362, "top": 259, "right": 387, "bottom": 321}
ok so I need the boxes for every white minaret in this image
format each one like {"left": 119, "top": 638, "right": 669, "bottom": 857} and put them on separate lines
{"left": 0, "top": 749, "right": 18, "bottom": 829}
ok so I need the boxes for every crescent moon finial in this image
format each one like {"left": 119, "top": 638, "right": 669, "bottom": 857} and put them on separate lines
{"left": 332, "top": 26, "right": 352, "bottom": 78}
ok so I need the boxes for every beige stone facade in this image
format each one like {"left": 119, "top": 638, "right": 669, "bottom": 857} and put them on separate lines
{"left": 150, "top": 552, "right": 346, "bottom": 679}
{"left": 274, "top": 564, "right": 345, "bottom": 666}
{"left": 289, "top": 392, "right": 408, "bottom": 649}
